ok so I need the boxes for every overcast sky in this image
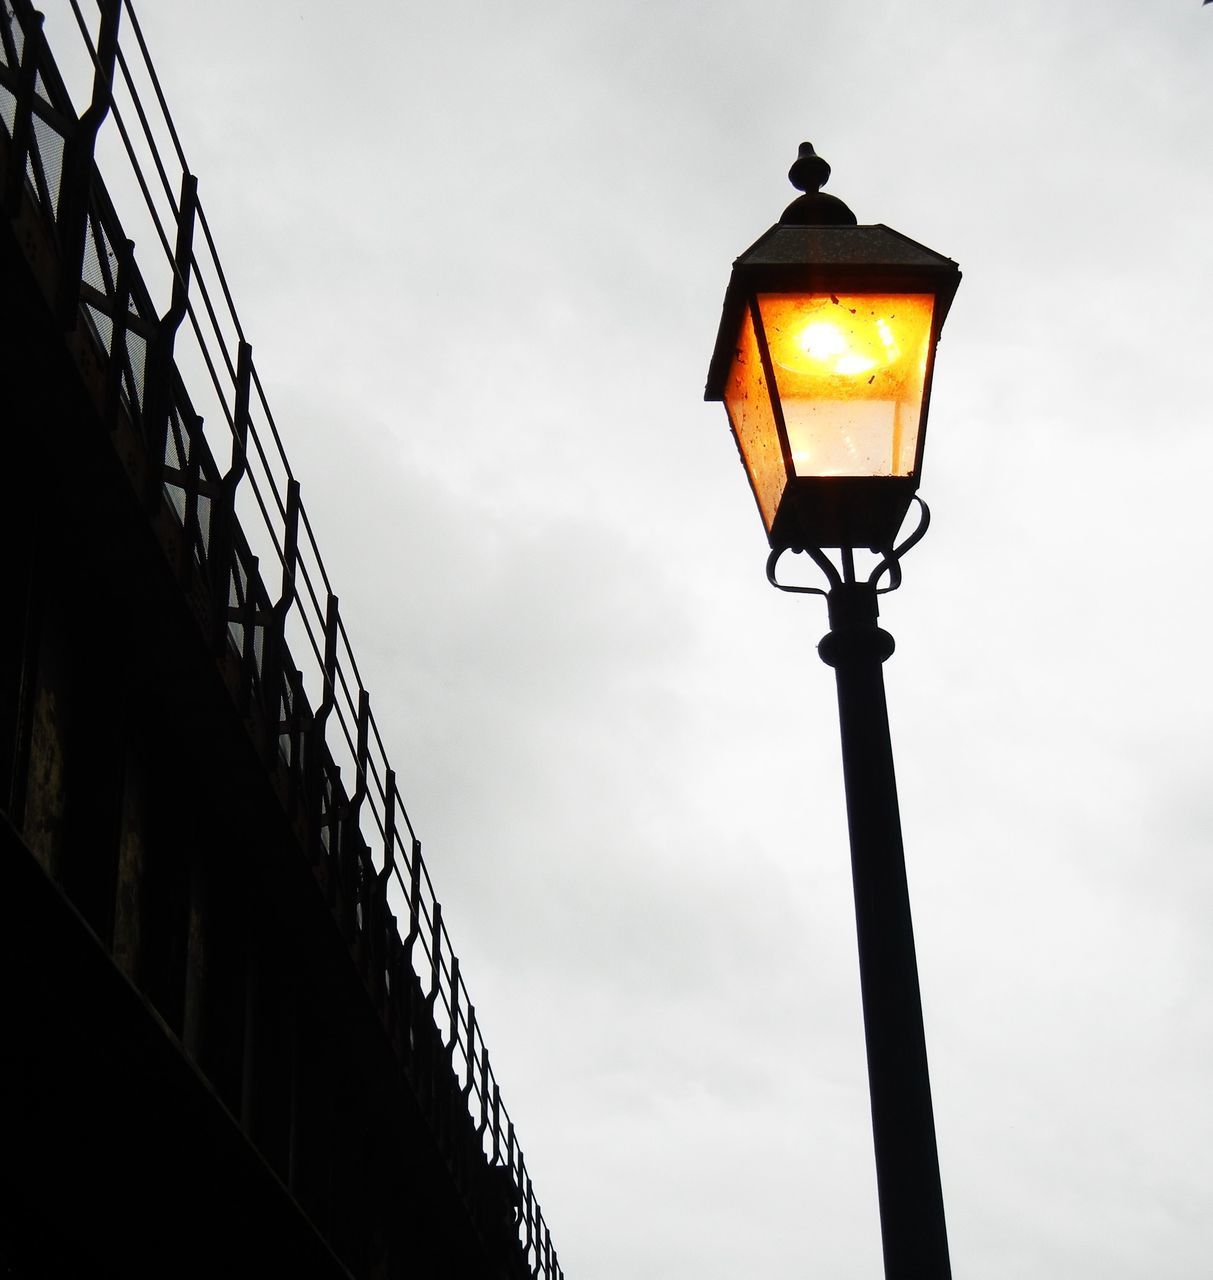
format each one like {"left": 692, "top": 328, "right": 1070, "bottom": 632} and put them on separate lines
{"left": 40, "top": 2, "right": 1213, "bottom": 1275}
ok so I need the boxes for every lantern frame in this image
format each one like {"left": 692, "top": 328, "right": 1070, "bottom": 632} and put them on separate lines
{"left": 706, "top": 209, "right": 960, "bottom": 552}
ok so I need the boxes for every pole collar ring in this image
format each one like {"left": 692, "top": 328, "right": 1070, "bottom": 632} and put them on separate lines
{"left": 818, "top": 625, "right": 896, "bottom": 668}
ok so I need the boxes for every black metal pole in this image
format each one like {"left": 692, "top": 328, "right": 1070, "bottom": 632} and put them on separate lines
{"left": 818, "top": 580, "right": 951, "bottom": 1280}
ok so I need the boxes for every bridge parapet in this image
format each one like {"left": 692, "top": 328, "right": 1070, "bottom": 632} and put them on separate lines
{"left": 0, "top": 4, "right": 562, "bottom": 1276}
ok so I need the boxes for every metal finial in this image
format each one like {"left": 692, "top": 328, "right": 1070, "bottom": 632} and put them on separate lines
{"left": 788, "top": 142, "right": 831, "bottom": 194}
{"left": 779, "top": 141, "right": 857, "bottom": 227}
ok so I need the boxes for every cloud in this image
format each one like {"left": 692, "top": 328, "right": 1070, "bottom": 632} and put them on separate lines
{"left": 54, "top": 1, "right": 1213, "bottom": 1275}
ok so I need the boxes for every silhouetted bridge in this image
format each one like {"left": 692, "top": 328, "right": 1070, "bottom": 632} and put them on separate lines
{"left": 0, "top": 4, "right": 564, "bottom": 1276}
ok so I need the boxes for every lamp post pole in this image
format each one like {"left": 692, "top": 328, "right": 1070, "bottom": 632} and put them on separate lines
{"left": 819, "top": 578, "right": 950, "bottom": 1280}
{"left": 704, "top": 141, "right": 961, "bottom": 1279}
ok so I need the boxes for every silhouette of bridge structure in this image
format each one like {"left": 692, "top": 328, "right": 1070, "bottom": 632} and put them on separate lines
{"left": 0, "top": 3, "right": 564, "bottom": 1276}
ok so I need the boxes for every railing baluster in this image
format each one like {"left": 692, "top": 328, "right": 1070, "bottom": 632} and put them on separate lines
{"left": 517, "top": 1145, "right": 534, "bottom": 1264}
{"left": 143, "top": 171, "right": 197, "bottom": 507}
{"left": 262, "top": 477, "right": 299, "bottom": 727}
{"left": 463, "top": 1005, "right": 477, "bottom": 1100}
{"left": 210, "top": 340, "right": 251, "bottom": 649}
{"left": 369, "top": 769, "right": 397, "bottom": 1000}
{"left": 447, "top": 956, "right": 460, "bottom": 1052}
{"left": 382, "top": 770, "right": 396, "bottom": 874}
{"left": 306, "top": 593, "right": 339, "bottom": 861}
{"left": 428, "top": 902, "right": 443, "bottom": 1005}
{"left": 56, "top": 0, "right": 120, "bottom": 325}
{"left": 477, "top": 1045, "right": 490, "bottom": 1141}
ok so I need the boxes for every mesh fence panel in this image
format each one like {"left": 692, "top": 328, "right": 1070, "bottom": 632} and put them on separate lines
{"left": 82, "top": 216, "right": 110, "bottom": 295}
{"left": 197, "top": 490, "right": 212, "bottom": 553}
{"left": 5, "top": 12, "right": 23, "bottom": 64}
{"left": 126, "top": 329, "right": 147, "bottom": 414}
{"left": 83, "top": 304, "right": 113, "bottom": 371}
{"left": 165, "top": 407, "right": 185, "bottom": 470}
{"left": 30, "top": 111, "right": 63, "bottom": 211}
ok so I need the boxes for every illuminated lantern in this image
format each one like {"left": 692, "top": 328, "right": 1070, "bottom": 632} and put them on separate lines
{"left": 705, "top": 143, "right": 961, "bottom": 551}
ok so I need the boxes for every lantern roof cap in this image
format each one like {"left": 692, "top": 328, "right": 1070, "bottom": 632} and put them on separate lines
{"left": 735, "top": 221, "right": 959, "bottom": 273}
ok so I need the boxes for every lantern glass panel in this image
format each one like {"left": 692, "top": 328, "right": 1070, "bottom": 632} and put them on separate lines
{"left": 724, "top": 303, "right": 786, "bottom": 533}
{"left": 757, "top": 292, "right": 934, "bottom": 478}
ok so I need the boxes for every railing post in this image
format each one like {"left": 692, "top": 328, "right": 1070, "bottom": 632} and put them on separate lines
{"left": 447, "top": 956, "right": 461, "bottom": 1055}
{"left": 306, "top": 593, "right": 339, "bottom": 862}
{"left": 143, "top": 171, "right": 197, "bottom": 508}
{"left": 56, "top": 0, "right": 120, "bottom": 325}
{"left": 402, "top": 840, "right": 422, "bottom": 960}
{"left": 347, "top": 688, "right": 370, "bottom": 818}
{"left": 262, "top": 477, "right": 299, "bottom": 726}
{"left": 522, "top": 1162, "right": 535, "bottom": 1268}
{"left": 389, "top": 841, "right": 420, "bottom": 1066}
{"left": 463, "top": 1005, "right": 477, "bottom": 1101}
{"left": 477, "top": 1046, "right": 491, "bottom": 1142}
{"left": 343, "top": 690, "right": 371, "bottom": 920}
{"left": 382, "top": 771, "right": 396, "bottom": 875}
{"left": 210, "top": 340, "right": 251, "bottom": 649}
{"left": 369, "top": 769, "right": 397, "bottom": 999}
{"left": 428, "top": 902, "right": 443, "bottom": 1006}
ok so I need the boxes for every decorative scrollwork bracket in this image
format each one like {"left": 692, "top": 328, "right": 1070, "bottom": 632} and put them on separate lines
{"left": 765, "top": 495, "right": 932, "bottom": 598}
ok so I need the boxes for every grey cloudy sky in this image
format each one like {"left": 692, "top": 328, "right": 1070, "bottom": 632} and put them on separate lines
{"left": 42, "top": 1, "right": 1213, "bottom": 1275}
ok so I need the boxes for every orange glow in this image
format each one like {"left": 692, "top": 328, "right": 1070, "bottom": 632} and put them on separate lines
{"left": 723, "top": 305, "right": 786, "bottom": 533}
{"left": 757, "top": 293, "right": 934, "bottom": 478}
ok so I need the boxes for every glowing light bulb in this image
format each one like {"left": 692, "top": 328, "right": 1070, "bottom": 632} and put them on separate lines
{"left": 792, "top": 322, "right": 876, "bottom": 375}
{"left": 798, "top": 323, "right": 846, "bottom": 361}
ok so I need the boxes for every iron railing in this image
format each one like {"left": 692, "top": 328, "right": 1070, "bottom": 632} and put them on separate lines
{"left": 0, "top": 3, "right": 562, "bottom": 1275}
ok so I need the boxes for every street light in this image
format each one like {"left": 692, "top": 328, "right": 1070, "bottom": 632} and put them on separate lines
{"left": 705, "top": 143, "right": 961, "bottom": 1280}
